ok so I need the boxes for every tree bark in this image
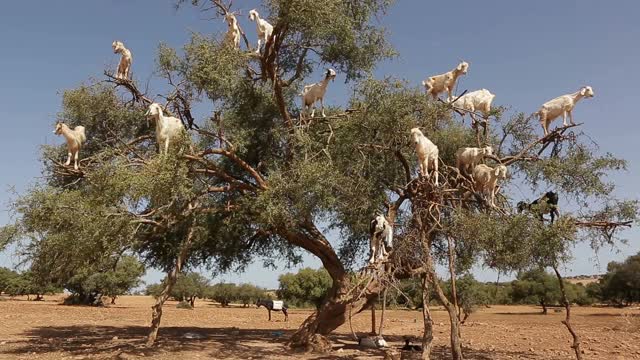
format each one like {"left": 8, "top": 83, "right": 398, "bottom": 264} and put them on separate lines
{"left": 422, "top": 237, "right": 463, "bottom": 360}
{"left": 428, "top": 263, "right": 463, "bottom": 360}
{"left": 289, "top": 274, "right": 382, "bottom": 348}
{"left": 446, "top": 236, "right": 462, "bottom": 340}
{"left": 146, "top": 226, "right": 195, "bottom": 346}
{"left": 421, "top": 275, "right": 434, "bottom": 360}
{"left": 552, "top": 265, "right": 583, "bottom": 360}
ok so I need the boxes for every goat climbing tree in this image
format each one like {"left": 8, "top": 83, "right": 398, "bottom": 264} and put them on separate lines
{"left": 1, "top": 1, "right": 637, "bottom": 359}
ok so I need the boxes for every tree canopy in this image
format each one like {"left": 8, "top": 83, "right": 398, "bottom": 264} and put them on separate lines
{"left": 0, "top": 0, "right": 637, "bottom": 356}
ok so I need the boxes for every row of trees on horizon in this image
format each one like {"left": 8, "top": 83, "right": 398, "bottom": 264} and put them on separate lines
{"left": 2, "top": 252, "right": 640, "bottom": 312}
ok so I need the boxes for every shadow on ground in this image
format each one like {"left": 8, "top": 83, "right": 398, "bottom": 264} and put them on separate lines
{"left": 2, "top": 325, "right": 541, "bottom": 359}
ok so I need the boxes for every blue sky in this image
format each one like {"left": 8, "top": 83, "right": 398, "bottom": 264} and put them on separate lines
{"left": 1, "top": 1, "right": 639, "bottom": 289}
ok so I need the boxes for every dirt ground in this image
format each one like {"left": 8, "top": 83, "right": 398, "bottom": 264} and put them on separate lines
{"left": 0, "top": 295, "right": 638, "bottom": 359}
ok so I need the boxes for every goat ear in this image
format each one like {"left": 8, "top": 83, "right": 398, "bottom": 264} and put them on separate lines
{"left": 580, "top": 87, "right": 587, "bottom": 96}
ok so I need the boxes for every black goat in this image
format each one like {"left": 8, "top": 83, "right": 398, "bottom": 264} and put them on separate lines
{"left": 402, "top": 338, "right": 423, "bottom": 351}
{"left": 256, "top": 299, "right": 289, "bottom": 321}
{"left": 517, "top": 191, "right": 560, "bottom": 223}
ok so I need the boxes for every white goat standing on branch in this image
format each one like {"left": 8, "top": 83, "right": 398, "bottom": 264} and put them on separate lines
{"left": 224, "top": 13, "right": 241, "bottom": 49}
{"left": 54, "top": 122, "right": 86, "bottom": 170}
{"left": 145, "top": 103, "right": 186, "bottom": 155}
{"left": 422, "top": 61, "right": 469, "bottom": 102}
{"left": 112, "top": 41, "right": 132, "bottom": 80}
{"left": 456, "top": 146, "right": 493, "bottom": 176}
{"left": 410, "top": 128, "right": 439, "bottom": 185}
{"left": 248, "top": 9, "right": 273, "bottom": 53}
{"left": 369, "top": 214, "right": 393, "bottom": 264}
{"left": 452, "top": 88, "right": 495, "bottom": 126}
{"left": 301, "top": 68, "right": 337, "bottom": 119}
{"left": 472, "top": 164, "right": 508, "bottom": 207}
{"left": 536, "top": 86, "right": 595, "bottom": 136}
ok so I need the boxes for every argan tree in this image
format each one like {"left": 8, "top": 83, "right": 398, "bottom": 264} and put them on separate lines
{"left": 1, "top": 1, "right": 637, "bottom": 359}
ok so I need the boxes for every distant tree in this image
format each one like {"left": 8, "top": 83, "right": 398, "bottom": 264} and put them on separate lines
{"left": 585, "top": 282, "right": 603, "bottom": 303}
{"left": 145, "top": 283, "right": 163, "bottom": 297}
{"left": 388, "top": 278, "right": 424, "bottom": 309}
{"left": 236, "top": 283, "right": 269, "bottom": 307}
{"left": 64, "top": 255, "right": 145, "bottom": 305}
{"left": 3, "top": 271, "right": 60, "bottom": 301}
{"left": 511, "top": 269, "right": 562, "bottom": 314}
{"left": 209, "top": 283, "right": 238, "bottom": 306}
{"left": 567, "top": 283, "right": 595, "bottom": 306}
{"left": 277, "top": 268, "right": 332, "bottom": 309}
{"left": 443, "top": 274, "right": 491, "bottom": 323}
{"left": 172, "top": 272, "right": 210, "bottom": 307}
{"left": 599, "top": 252, "right": 640, "bottom": 306}
{"left": 0, "top": 267, "right": 19, "bottom": 294}
{"left": 146, "top": 273, "right": 211, "bottom": 307}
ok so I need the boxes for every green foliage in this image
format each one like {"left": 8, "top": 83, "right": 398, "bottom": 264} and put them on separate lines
{"left": 181, "top": 35, "right": 249, "bottom": 102}
{"left": 508, "top": 269, "right": 596, "bottom": 312}
{"left": 235, "top": 283, "right": 271, "bottom": 307}
{"left": 171, "top": 272, "right": 210, "bottom": 306}
{"left": 277, "top": 268, "right": 332, "bottom": 309}
{"left": 146, "top": 277, "right": 270, "bottom": 307}
{"left": 511, "top": 269, "right": 562, "bottom": 313}
{"left": 204, "top": 282, "right": 270, "bottom": 306}
{"left": 208, "top": 282, "right": 238, "bottom": 306}
{"left": 599, "top": 252, "right": 640, "bottom": 306}
{"left": 443, "top": 274, "right": 492, "bottom": 320}
{"left": 63, "top": 255, "right": 145, "bottom": 305}
{"left": 176, "top": 300, "right": 194, "bottom": 309}
{"left": 0, "top": 267, "right": 19, "bottom": 293}
{"left": 585, "top": 282, "right": 603, "bottom": 303}
{"left": 1, "top": 270, "right": 60, "bottom": 300}
{"left": 265, "top": 0, "right": 395, "bottom": 81}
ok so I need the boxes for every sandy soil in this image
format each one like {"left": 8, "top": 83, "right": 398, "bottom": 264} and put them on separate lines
{"left": 0, "top": 295, "right": 638, "bottom": 359}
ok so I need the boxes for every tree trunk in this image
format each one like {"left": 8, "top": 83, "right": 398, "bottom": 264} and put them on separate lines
{"left": 421, "top": 275, "right": 434, "bottom": 360}
{"left": 552, "top": 265, "right": 583, "bottom": 360}
{"left": 540, "top": 300, "right": 548, "bottom": 315}
{"left": 289, "top": 274, "right": 381, "bottom": 348}
{"left": 429, "top": 268, "right": 463, "bottom": 360}
{"left": 111, "top": 296, "right": 117, "bottom": 305}
{"left": 446, "top": 236, "right": 462, "bottom": 339}
{"left": 371, "top": 303, "right": 377, "bottom": 335}
{"left": 190, "top": 296, "right": 196, "bottom": 307}
{"left": 282, "top": 221, "right": 383, "bottom": 349}
{"left": 147, "top": 226, "right": 195, "bottom": 346}
{"left": 425, "top": 247, "right": 463, "bottom": 360}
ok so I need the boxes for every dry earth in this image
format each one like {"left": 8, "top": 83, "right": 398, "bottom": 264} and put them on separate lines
{"left": 0, "top": 295, "right": 639, "bottom": 359}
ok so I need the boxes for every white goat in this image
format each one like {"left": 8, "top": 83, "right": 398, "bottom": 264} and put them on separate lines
{"left": 112, "top": 41, "right": 132, "bottom": 80}
{"left": 301, "top": 69, "right": 336, "bottom": 119}
{"left": 248, "top": 9, "right": 273, "bottom": 53}
{"left": 472, "top": 164, "right": 508, "bottom": 207}
{"left": 452, "top": 89, "right": 495, "bottom": 124}
{"left": 536, "top": 86, "right": 595, "bottom": 136}
{"left": 224, "top": 13, "right": 241, "bottom": 49}
{"left": 54, "top": 122, "right": 86, "bottom": 170}
{"left": 145, "top": 103, "right": 186, "bottom": 155}
{"left": 410, "top": 128, "right": 439, "bottom": 185}
{"left": 369, "top": 214, "right": 393, "bottom": 264}
{"left": 422, "top": 61, "right": 469, "bottom": 102}
{"left": 456, "top": 146, "right": 493, "bottom": 175}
